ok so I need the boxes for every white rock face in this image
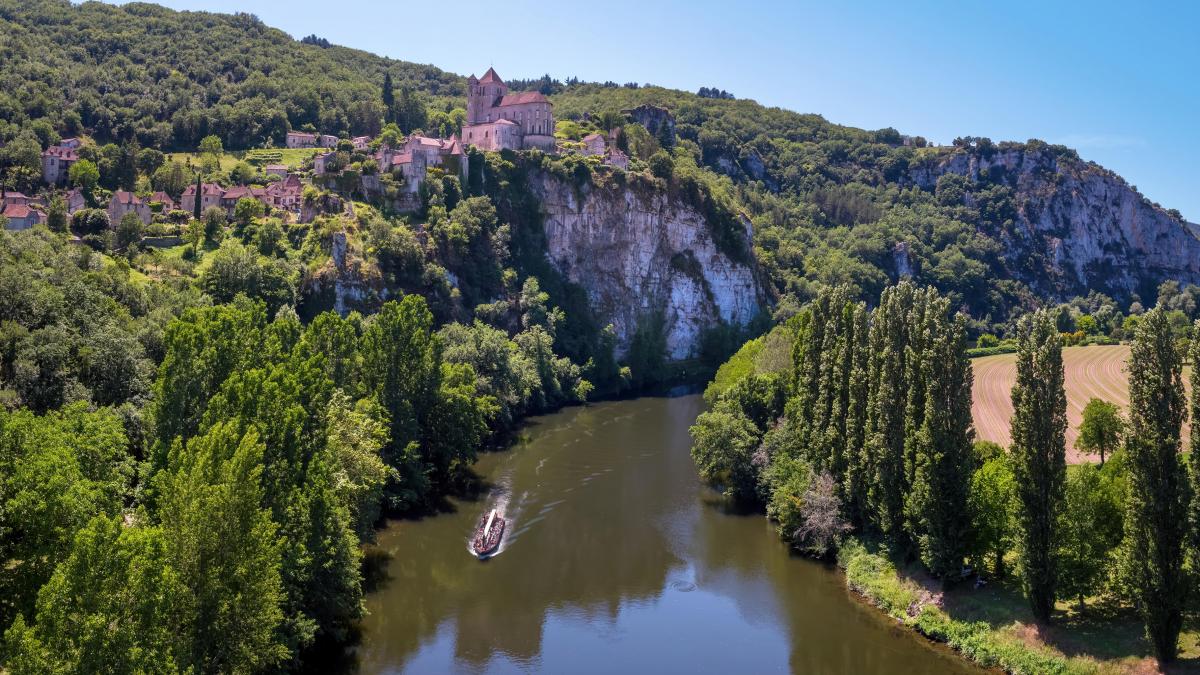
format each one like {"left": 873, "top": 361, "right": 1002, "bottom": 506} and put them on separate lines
{"left": 910, "top": 147, "right": 1200, "bottom": 298}
{"left": 531, "top": 174, "right": 761, "bottom": 359}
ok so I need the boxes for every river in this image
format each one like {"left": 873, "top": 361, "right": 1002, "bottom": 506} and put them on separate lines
{"left": 352, "top": 395, "right": 976, "bottom": 674}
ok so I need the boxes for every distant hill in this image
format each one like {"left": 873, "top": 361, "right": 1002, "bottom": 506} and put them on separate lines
{"left": 2, "top": 0, "right": 1198, "bottom": 331}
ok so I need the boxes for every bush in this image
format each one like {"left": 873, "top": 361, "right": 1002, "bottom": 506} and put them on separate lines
{"left": 647, "top": 150, "right": 674, "bottom": 180}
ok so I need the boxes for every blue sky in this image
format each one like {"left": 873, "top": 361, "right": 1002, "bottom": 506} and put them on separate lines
{"left": 122, "top": 0, "right": 1199, "bottom": 220}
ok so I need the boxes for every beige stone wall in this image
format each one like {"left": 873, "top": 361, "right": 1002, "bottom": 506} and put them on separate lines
{"left": 462, "top": 122, "right": 521, "bottom": 151}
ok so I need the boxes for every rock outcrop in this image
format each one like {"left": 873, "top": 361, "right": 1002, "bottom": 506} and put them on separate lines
{"left": 530, "top": 173, "right": 762, "bottom": 359}
{"left": 300, "top": 230, "right": 384, "bottom": 319}
{"left": 909, "top": 145, "right": 1200, "bottom": 300}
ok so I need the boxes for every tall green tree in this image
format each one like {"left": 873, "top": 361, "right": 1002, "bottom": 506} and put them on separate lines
{"left": 864, "top": 281, "right": 934, "bottom": 547}
{"left": 45, "top": 196, "right": 67, "bottom": 233}
{"left": 381, "top": 72, "right": 395, "bottom": 123}
{"left": 360, "top": 296, "right": 442, "bottom": 507}
{"left": 905, "top": 314, "right": 975, "bottom": 579}
{"left": 0, "top": 407, "right": 129, "bottom": 627}
{"left": 1120, "top": 308, "right": 1190, "bottom": 663}
{"left": 156, "top": 423, "right": 288, "bottom": 673}
{"left": 2, "top": 516, "right": 187, "bottom": 674}
{"left": 1058, "top": 462, "right": 1124, "bottom": 609}
{"left": 690, "top": 407, "right": 761, "bottom": 502}
{"left": 1009, "top": 309, "right": 1067, "bottom": 622}
{"left": 1188, "top": 320, "right": 1200, "bottom": 565}
{"left": 787, "top": 286, "right": 867, "bottom": 502}
{"left": 1075, "top": 398, "right": 1124, "bottom": 465}
{"left": 969, "top": 455, "right": 1016, "bottom": 578}
{"left": 150, "top": 300, "right": 267, "bottom": 469}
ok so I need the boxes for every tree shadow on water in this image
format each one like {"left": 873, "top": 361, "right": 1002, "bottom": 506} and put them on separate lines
{"left": 360, "top": 546, "right": 393, "bottom": 594}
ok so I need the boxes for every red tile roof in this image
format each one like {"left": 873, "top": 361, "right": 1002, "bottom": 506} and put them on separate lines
{"left": 111, "top": 190, "right": 143, "bottom": 206}
{"left": 3, "top": 204, "right": 38, "bottom": 219}
{"left": 497, "top": 91, "right": 549, "bottom": 106}
{"left": 183, "top": 183, "right": 225, "bottom": 197}
{"left": 43, "top": 146, "right": 79, "bottom": 160}
{"left": 478, "top": 67, "right": 503, "bottom": 85}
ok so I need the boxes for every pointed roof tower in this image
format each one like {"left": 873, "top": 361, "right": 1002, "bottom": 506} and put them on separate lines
{"left": 479, "top": 67, "right": 503, "bottom": 85}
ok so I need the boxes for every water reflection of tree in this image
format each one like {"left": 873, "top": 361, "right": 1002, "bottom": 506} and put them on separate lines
{"left": 691, "top": 485, "right": 976, "bottom": 674}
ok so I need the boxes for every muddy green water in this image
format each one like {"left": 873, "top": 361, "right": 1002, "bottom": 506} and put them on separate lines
{"left": 354, "top": 395, "right": 976, "bottom": 674}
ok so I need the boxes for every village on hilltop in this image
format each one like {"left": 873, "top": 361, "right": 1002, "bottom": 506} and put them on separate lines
{"left": 2, "top": 68, "right": 631, "bottom": 236}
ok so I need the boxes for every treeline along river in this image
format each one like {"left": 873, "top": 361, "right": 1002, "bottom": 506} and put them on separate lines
{"left": 353, "top": 395, "right": 977, "bottom": 674}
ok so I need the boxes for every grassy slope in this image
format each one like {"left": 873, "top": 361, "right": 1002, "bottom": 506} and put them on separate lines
{"left": 840, "top": 539, "right": 1200, "bottom": 674}
{"left": 165, "top": 148, "right": 320, "bottom": 171}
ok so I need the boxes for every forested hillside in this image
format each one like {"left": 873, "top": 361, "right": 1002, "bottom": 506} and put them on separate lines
{"left": 3, "top": 0, "right": 1199, "bottom": 333}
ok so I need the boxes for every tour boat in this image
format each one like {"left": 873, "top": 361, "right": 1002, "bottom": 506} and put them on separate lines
{"left": 472, "top": 509, "right": 505, "bottom": 558}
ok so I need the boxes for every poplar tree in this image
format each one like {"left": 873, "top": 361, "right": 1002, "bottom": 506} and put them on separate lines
{"left": 906, "top": 314, "right": 975, "bottom": 579}
{"left": 865, "top": 282, "right": 917, "bottom": 544}
{"left": 381, "top": 72, "right": 395, "bottom": 123}
{"left": 792, "top": 286, "right": 863, "bottom": 484}
{"left": 1121, "top": 308, "right": 1190, "bottom": 663}
{"left": 1189, "top": 320, "right": 1200, "bottom": 559}
{"left": 841, "top": 303, "right": 871, "bottom": 525}
{"left": 1009, "top": 309, "right": 1066, "bottom": 621}
{"left": 902, "top": 287, "right": 942, "bottom": 494}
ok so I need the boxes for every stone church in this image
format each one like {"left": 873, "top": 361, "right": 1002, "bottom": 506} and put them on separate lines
{"left": 461, "top": 68, "right": 556, "bottom": 152}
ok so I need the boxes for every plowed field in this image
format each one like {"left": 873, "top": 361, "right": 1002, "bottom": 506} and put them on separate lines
{"left": 971, "top": 345, "right": 1192, "bottom": 462}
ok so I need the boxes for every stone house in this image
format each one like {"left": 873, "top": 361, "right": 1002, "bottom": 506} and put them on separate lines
{"left": 65, "top": 188, "right": 87, "bottom": 214}
{"left": 267, "top": 175, "right": 303, "bottom": 211}
{"left": 2, "top": 191, "right": 30, "bottom": 208}
{"left": 314, "top": 151, "right": 335, "bottom": 176}
{"left": 265, "top": 164, "right": 288, "bottom": 179}
{"left": 286, "top": 131, "right": 318, "bottom": 149}
{"left": 320, "top": 134, "right": 339, "bottom": 148}
{"left": 41, "top": 144, "right": 79, "bottom": 184}
{"left": 377, "top": 134, "right": 467, "bottom": 193}
{"left": 581, "top": 133, "right": 607, "bottom": 156}
{"left": 352, "top": 136, "right": 372, "bottom": 151}
{"left": 2, "top": 203, "right": 44, "bottom": 230}
{"left": 604, "top": 148, "right": 630, "bottom": 170}
{"left": 149, "top": 191, "right": 176, "bottom": 213}
{"left": 107, "top": 190, "right": 151, "bottom": 225}
{"left": 220, "top": 186, "right": 270, "bottom": 216}
{"left": 461, "top": 68, "right": 555, "bottom": 152}
{"left": 181, "top": 183, "right": 226, "bottom": 214}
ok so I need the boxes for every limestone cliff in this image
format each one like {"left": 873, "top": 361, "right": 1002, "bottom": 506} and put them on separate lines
{"left": 528, "top": 173, "right": 763, "bottom": 359}
{"left": 908, "top": 145, "right": 1200, "bottom": 300}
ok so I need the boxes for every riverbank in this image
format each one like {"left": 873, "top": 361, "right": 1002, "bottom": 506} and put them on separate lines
{"left": 837, "top": 539, "right": 1194, "bottom": 674}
